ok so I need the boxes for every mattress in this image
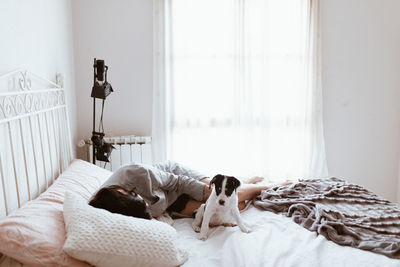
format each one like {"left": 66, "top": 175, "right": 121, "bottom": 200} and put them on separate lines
{"left": 174, "top": 205, "right": 400, "bottom": 267}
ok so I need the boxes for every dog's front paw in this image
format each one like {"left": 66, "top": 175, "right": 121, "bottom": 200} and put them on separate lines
{"left": 198, "top": 234, "right": 208, "bottom": 241}
{"left": 192, "top": 222, "right": 201, "bottom": 233}
{"left": 240, "top": 225, "right": 251, "bottom": 233}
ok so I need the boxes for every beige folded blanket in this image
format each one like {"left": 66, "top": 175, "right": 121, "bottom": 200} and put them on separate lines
{"left": 253, "top": 177, "right": 400, "bottom": 259}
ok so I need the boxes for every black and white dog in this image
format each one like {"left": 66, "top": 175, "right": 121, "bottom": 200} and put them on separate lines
{"left": 192, "top": 174, "right": 251, "bottom": 240}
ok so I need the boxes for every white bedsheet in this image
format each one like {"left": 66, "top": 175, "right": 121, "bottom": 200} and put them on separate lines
{"left": 174, "top": 206, "right": 400, "bottom": 267}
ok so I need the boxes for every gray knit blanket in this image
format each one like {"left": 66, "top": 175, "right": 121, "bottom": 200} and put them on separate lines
{"left": 253, "top": 177, "right": 400, "bottom": 259}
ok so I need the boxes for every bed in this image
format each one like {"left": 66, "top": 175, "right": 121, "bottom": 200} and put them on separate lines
{"left": 0, "top": 70, "right": 399, "bottom": 267}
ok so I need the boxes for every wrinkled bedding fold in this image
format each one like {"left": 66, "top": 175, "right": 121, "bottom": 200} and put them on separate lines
{"left": 253, "top": 177, "right": 400, "bottom": 259}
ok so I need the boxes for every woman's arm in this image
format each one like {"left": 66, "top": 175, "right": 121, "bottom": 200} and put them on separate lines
{"left": 153, "top": 161, "right": 208, "bottom": 181}
{"left": 157, "top": 170, "right": 206, "bottom": 202}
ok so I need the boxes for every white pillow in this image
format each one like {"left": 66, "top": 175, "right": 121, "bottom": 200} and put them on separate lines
{"left": 63, "top": 192, "right": 188, "bottom": 267}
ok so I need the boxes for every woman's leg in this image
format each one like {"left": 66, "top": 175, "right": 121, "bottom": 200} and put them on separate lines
{"left": 179, "top": 199, "right": 204, "bottom": 217}
{"left": 237, "top": 183, "right": 273, "bottom": 210}
{"left": 200, "top": 177, "right": 278, "bottom": 205}
{"left": 179, "top": 178, "right": 290, "bottom": 216}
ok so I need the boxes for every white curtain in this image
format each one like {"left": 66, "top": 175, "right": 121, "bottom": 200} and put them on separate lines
{"left": 153, "top": 0, "right": 328, "bottom": 180}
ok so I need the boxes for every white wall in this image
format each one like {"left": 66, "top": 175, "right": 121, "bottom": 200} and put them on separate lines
{"left": 321, "top": 0, "right": 400, "bottom": 202}
{"left": 0, "top": 0, "right": 78, "bottom": 156}
{"left": 72, "top": 0, "right": 153, "bottom": 159}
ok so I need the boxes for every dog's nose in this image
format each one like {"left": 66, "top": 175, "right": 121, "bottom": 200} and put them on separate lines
{"left": 219, "top": 200, "right": 225, "bottom": 206}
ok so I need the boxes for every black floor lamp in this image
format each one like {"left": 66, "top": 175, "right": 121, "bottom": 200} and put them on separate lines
{"left": 91, "top": 58, "right": 114, "bottom": 164}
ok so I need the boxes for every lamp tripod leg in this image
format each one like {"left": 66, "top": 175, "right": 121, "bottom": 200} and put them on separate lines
{"left": 92, "top": 98, "right": 96, "bottom": 164}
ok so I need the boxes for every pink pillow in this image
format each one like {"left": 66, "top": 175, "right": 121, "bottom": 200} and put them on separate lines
{"left": 0, "top": 159, "right": 112, "bottom": 267}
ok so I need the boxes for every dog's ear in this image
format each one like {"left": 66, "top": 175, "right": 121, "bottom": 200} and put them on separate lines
{"left": 232, "top": 177, "right": 241, "bottom": 191}
{"left": 210, "top": 174, "right": 224, "bottom": 189}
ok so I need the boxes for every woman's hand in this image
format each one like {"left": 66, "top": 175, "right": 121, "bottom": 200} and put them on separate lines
{"left": 202, "top": 185, "right": 212, "bottom": 201}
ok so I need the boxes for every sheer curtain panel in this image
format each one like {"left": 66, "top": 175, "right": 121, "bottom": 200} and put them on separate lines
{"left": 152, "top": 0, "right": 328, "bottom": 180}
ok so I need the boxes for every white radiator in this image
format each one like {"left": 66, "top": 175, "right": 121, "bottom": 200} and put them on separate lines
{"left": 86, "top": 135, "right": 152, "bottom": 171}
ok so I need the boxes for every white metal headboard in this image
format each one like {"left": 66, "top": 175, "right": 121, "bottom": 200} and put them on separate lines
{"left": 0, "top": 69, "right": 72, "bottom": 218}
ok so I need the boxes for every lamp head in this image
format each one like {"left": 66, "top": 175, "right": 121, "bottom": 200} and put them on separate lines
{"left": 91, "top": 82, "right": 113, "bottom": 99}
{"left": 91, "top": 58, "right": 114, "bottom": 99}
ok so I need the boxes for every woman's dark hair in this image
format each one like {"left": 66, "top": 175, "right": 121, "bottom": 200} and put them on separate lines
{"left": 89, "top": 185, "right": 152, "bottom": 219}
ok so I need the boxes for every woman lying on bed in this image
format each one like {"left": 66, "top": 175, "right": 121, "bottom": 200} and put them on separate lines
{"left": 89, "top": 161, "right": 290, "bottom": 220}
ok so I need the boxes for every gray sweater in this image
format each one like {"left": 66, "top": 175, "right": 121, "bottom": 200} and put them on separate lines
{"left": 100, "top": 161, "right": 207, "bottom": 217}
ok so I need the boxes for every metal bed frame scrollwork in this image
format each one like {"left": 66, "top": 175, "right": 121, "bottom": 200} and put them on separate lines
{"left": 0, "top": 69, "right": 72, "bottom": 219}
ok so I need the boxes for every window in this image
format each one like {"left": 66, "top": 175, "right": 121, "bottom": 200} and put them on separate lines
{"left": 154, "top": 0, "right": 327, "bottom": 180}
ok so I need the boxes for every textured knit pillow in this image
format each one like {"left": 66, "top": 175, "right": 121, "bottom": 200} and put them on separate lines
{"left": 63, "top": 192, "right": 188, "bottom": 267}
